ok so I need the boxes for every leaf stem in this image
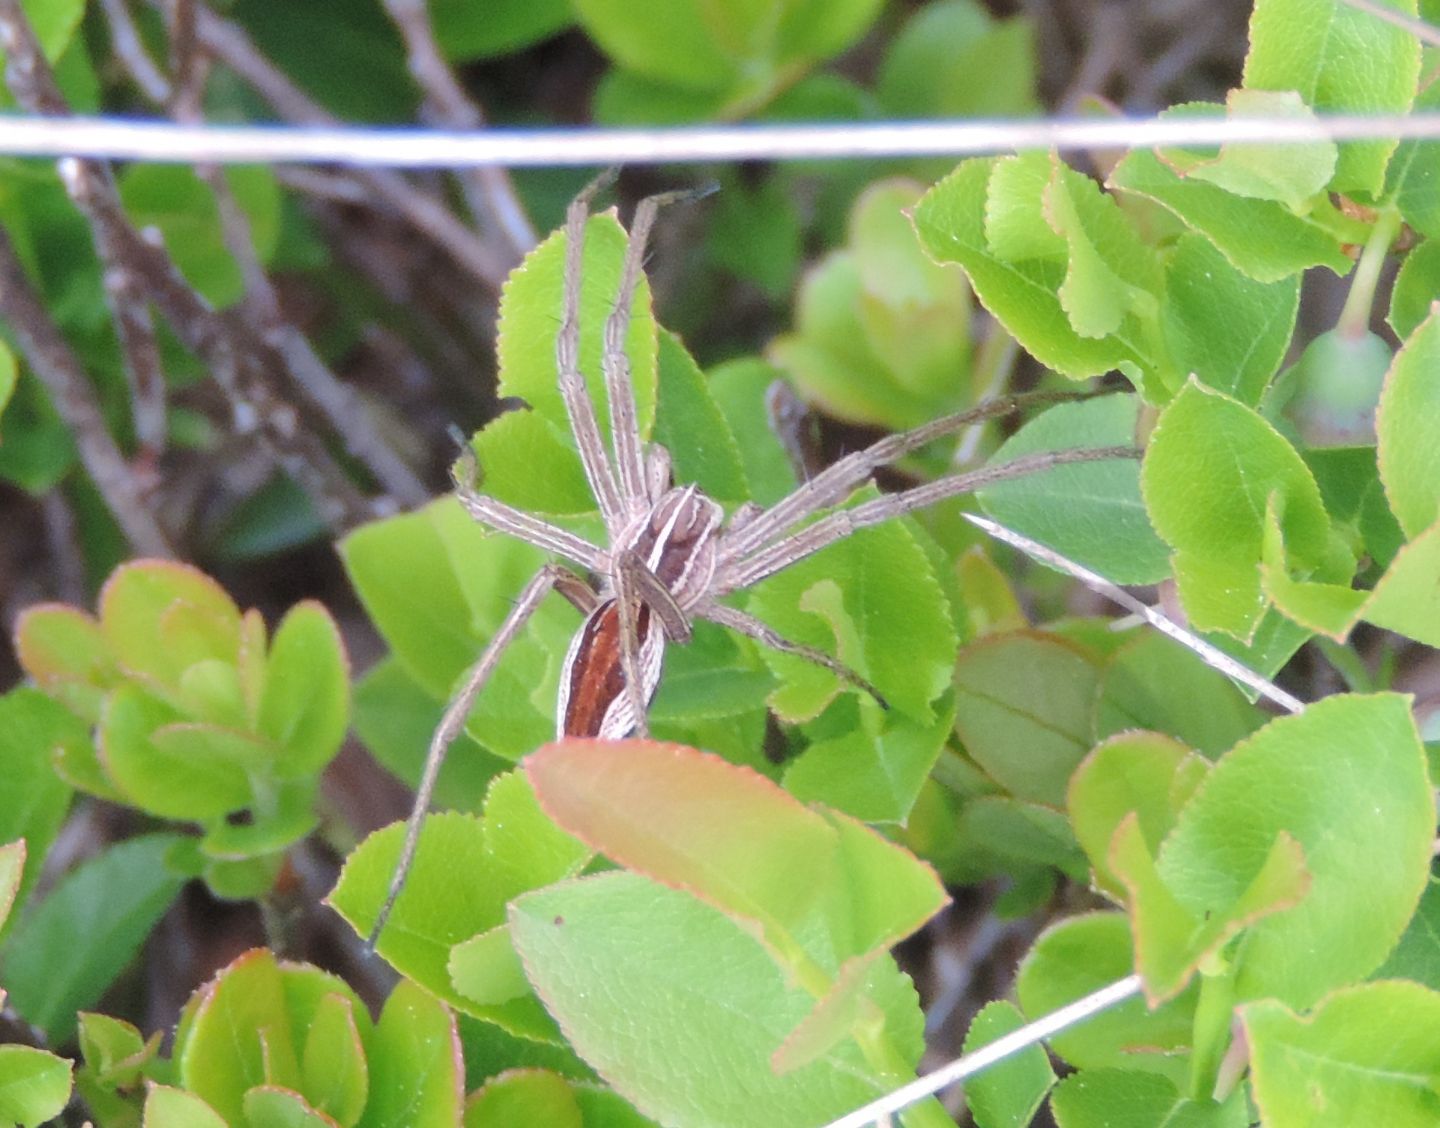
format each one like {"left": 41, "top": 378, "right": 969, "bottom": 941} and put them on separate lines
{"left": 1187, "top": 960, "right": 1237, "bottom": 1101}
{"left": 1337, "top": 206, "right": 1401, "bottom": 339}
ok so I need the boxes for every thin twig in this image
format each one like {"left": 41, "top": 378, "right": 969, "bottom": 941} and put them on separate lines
{"left": 162, "top": 3, "right": 430, "bottom": 508}
{"left": 822, "top": 976, "right": 1144, "bottom": 1128}
{"left": 380, "top": 0, "right": 535, "bottom": 261}
{"left": 98, "top": 0, "right": 171, "bottom": 103}
{"left": 173, "top": 0, "right": 509, "bottom": 287}
{"left": 0, "top": 0, "right": 374, "bottom": 531}
{"left": 0, "top": 226, "right": 174, "bottom": 557}
{"left": 966, "top": 514, "right": 1306, "bottom": 713}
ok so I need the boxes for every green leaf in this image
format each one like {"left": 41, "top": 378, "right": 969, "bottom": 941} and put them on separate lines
{"left": 878, "top": 0, "right": 1038, "bottom": 119}
{"left": 1068, "top": 732, "right": 1210, "bottom": 901}
{"left": 0, "top": 0, "right": 85, "bottom": 62}
{"left": 430, "top": 0, "right": 571, "bottom": 59}
{"left": 482, "top": 213, "right": 656, "bottom": 514}
{"left": 13, "top": 603, "right": 115, "bottom": 719}
{"left": 142, "top": 1085, "right": 227, "bottom": 1128}
{"left": 526, "top": 739, "right": 947, "bottom": 968}
{"left": 0, "top": 339, "right": 16, "bottom": 422}
{"left": 118, "top": 165, "right": 281, "bottom": 306}
{"left": 1157, "top": 91, "right": 1336, "bottom": 209}
{"left": 747, "top": 504, "right": 956, "bottom": 724}
{"left": 1108, "top": 142, "right": 1352, "bottom": 283}
{"left": 1094, "top": 632, "right": 1264, "bottom": 757}
{"left": 258, "top": 601, "right": 349, "bottom": 777}
{"left": 652, "top": 329, "right": 748, "bottom": 505}
{"left": 1388, "top": 242, "right": 1440, "bottom": 341}
{"left": 1015, "top": 912, "right": 1197, "bottom": 1081}
{"left": 357, "top": 980, "right": 463, "bottom": 1128}
{"left": 953, "top": 632, "right": 1100, "bottom": 806}
{"left": 978, "top": 394, "right": 1167, "bottom": 584}
{"left": 1377, "top": 307, "right": 1440, "bottom": 538}
{"left": 1160, "top": 232, "right": 1300, "bottom": 405}
{"left": 244, "top": 1087, "right": 334, "bottom": 1128}
{"left": 511, "top": 871, "right": 928, "bottom": 1128}
{"left": 957, "top": 795, "right": 1087, "bottom": 877}
{"left": 1385, "top": 70, "right": 1440, "bottom": 238}
{"left": 1244, "top": 0, "right": 1420, "bottom": 195}
{"left": 0, "top": 689, "right": 78, "bottom": 919}
{"left": 1158, "top": 693, "right": 1432, "bottom": 1007}
{"left": 98, "top": 560, "right": 243, "bottom": 687}
{"left": 300, "top": 993, "right": 369, "bottom": 1126}
{"left": 782, "top": 695, "right": 955, "bottom": 823}
{"left": 1050, "top": 1068, "right": 1249, "bottom": 1128}
{"left": 1365, "top": 519, "right": 1440, "bottom": 648}
{"left": 465, "top": 1070, "right": 582, "bottom": 1128}
{"left": 0, "top": 839, "right": 23, "bottom": 934}
{"left": 3, "top": 833, "right": 189, "bottom": 1042}
{"left": 76, "top": 1012, "right": 156, "bottom": 1090}
{"left": 174, "top": 949, "right": 370, "bottom": 1125}
{"left": 705, "top": 358, "right": 798, "bottom": 508}
{"left": 0, "top": 1046, "right": 72, "bottom": 1128}
{"left": 99, "top": 685, "right": 252, "bottom": 819}
{"left": 353, "top": 656, "right": 504, "bottom": 812}
{"left": 914, "top": 160, "right": 1150, "bottom": 379}
{"left": 1244, "top": 981, "right": 1440, "bottom": 1125}
{"left": 1374, "top": 875, "right": 1440, "bottom": 988}
{"left": 1142, "top": 380, "right": 1332, "bottom": 638}
{"left": 962, "top": 1001, "right": 1055, "bottom": 1128}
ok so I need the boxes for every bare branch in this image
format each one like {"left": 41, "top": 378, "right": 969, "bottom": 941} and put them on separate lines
{"left": 175, "top": 0, "right": 510, "bottom": 288}
{"left": 98, "top": 0, "right": 172, "bottom": 103}
{"left": 380, "top": 0, "right": 535, "bottom": 261}
{"left": 0, "top": 226, "right": 174, "bottom": 557}
{"left": 161, "top": 3, "right": 430, "bottom": 508}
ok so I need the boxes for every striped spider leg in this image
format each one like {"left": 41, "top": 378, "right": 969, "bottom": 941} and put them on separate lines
{"left": 368, "top": 176, "right": 1136, "bottom": 947}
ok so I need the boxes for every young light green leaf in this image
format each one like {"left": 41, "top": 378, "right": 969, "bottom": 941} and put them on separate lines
{"left": 1142, "top": 380, "right": 1332, "bottom": 638}
{"left": 0, "top": 1046, "right": 71, "bottom": 1128}
{"left": 651, "top": 329, "right": 748, "bottom": 505}
{"left": 98, "top": 560, "right": 242, "bottom": 688}
{"left": 1050, "top": 1068, "right": 1249, "bottom": 1128}
{"left": 1158, "top": 91, "right": 1336, "bottom": 209}
{"left": 962, "top": 1000, "right": 1056, "bottom": 1128}
{"left": 1015, "top": 912, "right": 1197, "bottom": 1082}
{"left": 0, "top": 689, "right": 78, "bottom": 918}
{"left": 1244, "top": 981, "right": 1440, "bottom": 1126}
{"left": 978, "top": 394, "right": 1167, "bottom": 584}
{"left": 143, "top": 1085, "right": 228, "bottom": 1128}
{"left": 0, "top": 340, "right": 16, "bottom": 423}
{"left": 1158, "top": 693, "right": 1432, "bottom": 1007}
{"left": 3, "top": 833, "right": 188, "bottom": 1042}
{"left": 1244, "top": 0, "right": 1420, "bottom": 195}
{"left": 1384, "top": 73, "right": 1440, "bottom": 239}
{"left": 0, "top": 0, "right": 85, "bottom": 61}
{"left": 1388, "top": 245, "right": 1440, "bottom": 340}
{"left": 243, "top": 1087, "right": 334, "bottom": 1128}
{"left": 0, "top": 839, "right": 24, "bottom": 934}
{"left": 511, "top": 871, "right": 930, "bottom": 1128}
{"left": 953, "top": 632, "right": 1100, "bottom": 806}
{"left": 1109, "top": 142, "right": 1353, "bottom": 283}
{"left": 464, "top": 1069, "right": 582, "bottom": 1128}
{"left": 1377, "top": 306, "right": 1440, "bottom": 538}
{"left": 914, "top": 160, "right": 1150, "bottom": 378}
{"left": 1364, "top": 519, "right": 1440, "bottom": 648}
{"left": 358, "top": 979, "right": 464, "bottom": 1128}
{"left": 300, "top": 993, "right": 370, "bottom": 1127}
{"left": 782, "top": 695, "right": 955, "bottom": 824}
{"left": 1069, "top": 732, "right": 1210, "bottom": 901}
{"left": 747, "top": 507, "right": 956, "bottom": 724}
{"left": 1160, "top": 231, "right": 1300, "bottom": 406}
{"left": 258, "top": 601, "right": 349, "bottom": 777}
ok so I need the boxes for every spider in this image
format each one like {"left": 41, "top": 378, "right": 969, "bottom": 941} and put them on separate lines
{"left": 369, "top": 172, "right": 1134, "bottom": 944}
